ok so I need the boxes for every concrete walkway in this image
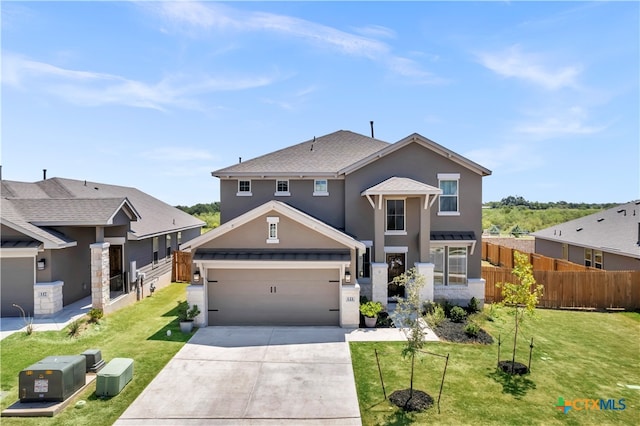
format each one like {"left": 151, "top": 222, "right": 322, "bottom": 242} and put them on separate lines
{"left": 0, "top": 296, "right": 92, "bottom": 340}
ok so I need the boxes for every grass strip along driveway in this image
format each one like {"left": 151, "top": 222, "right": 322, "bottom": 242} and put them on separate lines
{"left": 351, "top": 307, "right": 639, "bottom": 425}
{"left": 0, "top": 283, "right": 192, "bottom": 426}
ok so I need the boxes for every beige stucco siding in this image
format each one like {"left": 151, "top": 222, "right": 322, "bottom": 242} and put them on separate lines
{"left": 198, "top": 213, "right": 347, "bottom": 251}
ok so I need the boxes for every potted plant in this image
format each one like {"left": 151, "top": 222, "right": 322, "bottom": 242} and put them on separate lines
{"left": 360, "top": 301, "right": 383, "bottom": 328}
{"left": 178, "top": 301, "right": 201, "bottom": 333}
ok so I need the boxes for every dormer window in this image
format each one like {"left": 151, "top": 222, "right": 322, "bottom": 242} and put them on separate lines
{"left": 275, "top": 180, "right": 290, "bottom": 196}
{"left": 237, "top": 180, "right": 252, "bottom": 196}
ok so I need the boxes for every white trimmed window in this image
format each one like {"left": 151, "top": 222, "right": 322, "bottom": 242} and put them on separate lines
{"left": 585, "top": 248, "right": 592, "bottom": 267}
{"left": 562, "top": 244, "right": 568, "bottom": 260}
{"left": 237, "top": 180, "right": 252, "bottom": 196}
{"left": 267, "top": 217, "right": 279, "bottom": 244}
{"left": 313, "top": 179, "right": 329, "bottom": 196}
{"left": 438, "top": 173, "right": 460, "bottom": 216}
{"left": 166, "top": 234, "right": 172, "bottom": 262}
{"left": 275, "top": 180, "right": 290, "bottom": 196}
{"left": 430, "top": 245, "right": 468, "bottom": 285}
{"left": 386, "top": 199, "right": 405, "bottom": 234}
{"left": 359, "top": 241, "right": 373, "bottom": 279}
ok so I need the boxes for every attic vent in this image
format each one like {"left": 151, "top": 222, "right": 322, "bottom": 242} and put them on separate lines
{"left": 617, "top": 209, "right": 627, "bottom": 216}
{"left": 597, "top": 218, "right": 604, "bottom": 222}
{"left": 576, "top": 227, "right": 583, "bottom": 232}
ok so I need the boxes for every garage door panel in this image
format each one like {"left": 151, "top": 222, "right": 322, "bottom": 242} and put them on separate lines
{"left": 207, "top": 269, "right": 340, "bottom": 326}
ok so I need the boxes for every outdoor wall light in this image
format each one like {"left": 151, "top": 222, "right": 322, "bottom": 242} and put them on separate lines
{"left": 193, "top": 270, "right": 200, "bottom": 283}
{"left": 37, "top": 259, "right": 46, "bottom": 270}
{"left": 345, "top": 270, "right": 351, "bottom": 283}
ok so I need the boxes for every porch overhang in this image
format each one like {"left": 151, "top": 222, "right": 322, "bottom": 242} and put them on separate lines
{"left": 430, "top": 231, "right": 477, "bottom": 255}
{"left": 361, "top": 177, "right": 442, "bottom": 209}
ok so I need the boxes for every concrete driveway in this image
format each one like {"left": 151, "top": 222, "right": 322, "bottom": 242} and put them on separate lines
{"left": 115, "top": 326, "right": 362, "bottom": 425}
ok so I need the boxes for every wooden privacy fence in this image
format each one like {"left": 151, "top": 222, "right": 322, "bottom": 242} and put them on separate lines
{"left": 172, "top": 251, "right": 192, "bottom": 282}
{"left": 482, "top": 241, "right": 596, "bottom": 271}
{"left": 483, "top": 266, "right": 640, "bottom": 310}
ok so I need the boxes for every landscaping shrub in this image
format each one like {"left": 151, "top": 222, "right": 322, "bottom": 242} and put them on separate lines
{"left": 450, "top": 306, "right": 467, "bottom": 323}
{"left": 422, "top": 301, "right": 436, "bottom": 316}
{"left": 442, "top": 300, "right": 454, "bottom": 317}
{"left": 88, "top": 308, "right": 104, "bottom": 323}
{"left": 425, "top": 304, "right": 445, "bottom": 327}
{"left": 466, "top": 297, "right": 480, "bottom": 314}
{"left": 464, "top": 322, "right": 480, "bottom": 337}
{"left": 68, "top": 319, "right": 82, "bottom": 337}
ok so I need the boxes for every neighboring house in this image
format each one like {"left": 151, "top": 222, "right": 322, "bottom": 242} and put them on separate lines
{"left": 0, "top": 177, "right": 204, "bottom": 317}
{"left": 181, "top": 130, "right": 491, "bottom": 328}
{"left": 532, "top": 201, "right": 640, "bottom": 270}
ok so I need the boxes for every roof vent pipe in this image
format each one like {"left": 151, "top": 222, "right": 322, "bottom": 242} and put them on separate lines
{"left": 239, "top": 157, "right": 242, "bottom": 163}
{"left": 370, "top": 121, "right": 374, "bottom": 138}
{"left": 43, "top": 169, "right": 47, "bottom": 180}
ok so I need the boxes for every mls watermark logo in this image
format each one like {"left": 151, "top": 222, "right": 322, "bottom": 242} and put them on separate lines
{"left": 556, "top": 397, "right": 626, "bottom": 414}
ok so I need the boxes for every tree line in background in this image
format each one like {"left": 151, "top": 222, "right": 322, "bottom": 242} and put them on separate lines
{"left": 175, "top": 203, "right": 220, "bottom": 231}
{"left": 483, "top": 196, "right": 617, "bottom": 210}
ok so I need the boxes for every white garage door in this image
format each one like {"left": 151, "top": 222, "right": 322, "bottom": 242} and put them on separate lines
{"left": 207, "top": 268, "right": 340, "bottom": 326}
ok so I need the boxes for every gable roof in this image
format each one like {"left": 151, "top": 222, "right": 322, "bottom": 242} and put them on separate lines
{"left": 180, "top": 200, "right": 365, "bottom": 252}
{"left": 340, "top": 133, "right": 491, "bottom": 176}
{"left": 213, "top": 130, "right": 390, "bottom": 177}
{"left": 212, "top": 130, "right": 491, "bottom": 178}
{"left": 361, "top": 177, "right": 442, "bottom": 196}
{"left": 532, "top": 201, "right": 640, "bottom": 259}
{"left": 1, "top": 178, "right": 204, "bottom": 244}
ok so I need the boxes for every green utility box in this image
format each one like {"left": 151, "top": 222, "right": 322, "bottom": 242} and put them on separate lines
{"left": 19, "top": 355, "right": 86, "bottom": 402}
{"left": 81, "top": 349, "right": 106, "bottom": 373}
{"left": 95, "top": 358, "right": 134, "bottom": 397}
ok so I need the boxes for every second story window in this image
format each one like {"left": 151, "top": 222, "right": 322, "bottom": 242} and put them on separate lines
{"left": 438, "top": 173, "right": 460, "bottom": 215}
{"left": 386, "top": 199, "right": 405, "bottom": 233}
{"left": 275, "top": 180, "right": 290, "bottom": 196}
{"left": 313, "top": 179, "right": 328, "bottom": 196}
{"left": 237, "top": 180, "right": 252, "bottom": 196}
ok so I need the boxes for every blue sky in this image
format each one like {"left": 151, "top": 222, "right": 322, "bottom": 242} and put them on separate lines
{"left": 2, "top": 1, "right": 638, "bottom": 206}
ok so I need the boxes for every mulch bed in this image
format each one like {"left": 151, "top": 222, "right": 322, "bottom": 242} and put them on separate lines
{"left": 498, "top": 360, "right": 529, "bottom": 375}
{"left": 432, "top": 319, "right": 494, "bottom": 344}
{"left": 389, "top": 389, "right": 434, "bottom": 412}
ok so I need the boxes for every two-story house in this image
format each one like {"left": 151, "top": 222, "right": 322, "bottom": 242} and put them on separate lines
{"left": 181, "top": 130, "right": 491, "bottom": 328}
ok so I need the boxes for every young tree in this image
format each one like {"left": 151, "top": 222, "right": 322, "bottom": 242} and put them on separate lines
{"left": 497, "top": 251, "right": 544, "bottom": 373}
{"left": 392, "top": 268, "right": 427, "bottom": 399}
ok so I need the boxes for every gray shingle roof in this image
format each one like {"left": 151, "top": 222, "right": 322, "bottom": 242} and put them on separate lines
{"left": 532, "top": 201, "right": 640, "bottom": 258}
{"left": 1, "top": 178, "right": 204, "bottom": 243}
{"left": 213, "top": 130, "right": 390, "bottom": 177}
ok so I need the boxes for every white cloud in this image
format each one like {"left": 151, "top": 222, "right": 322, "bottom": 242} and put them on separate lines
{"left": 146, "top": 2, "right": 441, "bottom": 84}
{"left": 2, "top": 53, "right": 279, "bottom": 111}
{"left": 515, "top": 106, "right": 607, "bottom": 138}
{"left": 477, "top": 45, "right": 582, "bottom": 90}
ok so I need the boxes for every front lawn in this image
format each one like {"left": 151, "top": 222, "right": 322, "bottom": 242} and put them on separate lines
{"left": 0, "top": 283, "right": 193, "bottom": 426}
{"left": 351, "top": 306, "right": 640, "bottom": 425}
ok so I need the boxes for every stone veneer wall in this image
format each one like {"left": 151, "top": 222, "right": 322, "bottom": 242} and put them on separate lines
{"left": 33, "top": 281, "right": 64, "bottom": 316}
{"left": 90, "top": 242, "right": 110, "bottom": 311}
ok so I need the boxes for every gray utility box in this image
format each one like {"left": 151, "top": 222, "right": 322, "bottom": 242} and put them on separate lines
{"left": 19, "top": 355, "right": 86, "bottom": 402}
{"left": 96, "top": 358, "right": 134, "bottom": 397}
{"left": 81, "top": 349, "right": 106, "bottom": 373}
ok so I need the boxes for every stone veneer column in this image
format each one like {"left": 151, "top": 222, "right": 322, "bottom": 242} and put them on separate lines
{"left": 371, "top": 262, "right": 389, "bottom": 309}
{"left": 414, "top": 262, "right": 435, "bottom": 303}
{"left": 90, "top": 242, "right": 110, "bottom": 311}
{"left": 340, "top": 283, "right": 360, "bottom": 328}
{"left": 33, "top": 281, "right": 64, "bottom": 316}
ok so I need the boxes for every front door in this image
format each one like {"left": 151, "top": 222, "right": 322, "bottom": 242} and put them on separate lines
{"left": 386, "top": 253, "right": 406, "bottom": 300}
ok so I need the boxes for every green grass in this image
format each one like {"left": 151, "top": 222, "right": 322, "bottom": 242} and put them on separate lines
{"left": 0, "top": 283, "right": 193, "bottom": 426}
{"left": 351, "top": 306, "right": 640, "bottom": 425}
